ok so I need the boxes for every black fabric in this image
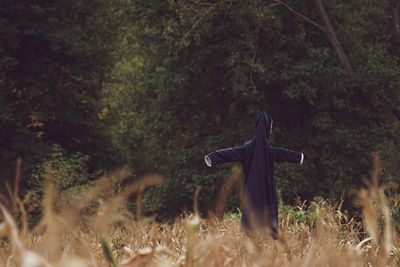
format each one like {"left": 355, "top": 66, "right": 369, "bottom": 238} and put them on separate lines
{"left": 206, "top": 112, "right": 302, "bottom": 237}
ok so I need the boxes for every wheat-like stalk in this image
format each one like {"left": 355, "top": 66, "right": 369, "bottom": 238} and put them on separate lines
{"left": 0, "top": 157, "right": 398, "bottom": 266}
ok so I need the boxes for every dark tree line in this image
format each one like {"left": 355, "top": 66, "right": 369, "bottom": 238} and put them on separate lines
{"left": 0, "top": 0, "right": 127, "bottom": 194}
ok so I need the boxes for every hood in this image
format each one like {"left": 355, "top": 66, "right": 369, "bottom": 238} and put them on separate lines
{"left": 255, "top": 111, "right": 273, "bottom": 140}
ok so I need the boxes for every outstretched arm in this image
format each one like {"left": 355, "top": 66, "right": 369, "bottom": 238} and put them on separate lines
{"left": 272, "top": 147, "right": 304, "bottom": 164}
{"left": 204, "top": 147, "right": 245, "bottom": 167}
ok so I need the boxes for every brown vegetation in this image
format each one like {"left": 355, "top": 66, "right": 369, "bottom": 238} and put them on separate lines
{"left": 0, "top": 159, "right": 399, "bottom": 266}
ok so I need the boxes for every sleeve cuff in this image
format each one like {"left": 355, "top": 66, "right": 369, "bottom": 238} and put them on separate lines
{"left": 300, "top": 153, "right": 304, "bottom": 165}
{"left": 204, "top": 155, "right": 212, "bottom": 167}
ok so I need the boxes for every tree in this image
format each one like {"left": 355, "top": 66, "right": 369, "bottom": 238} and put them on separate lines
{"left": 0, "top": 0, "right": 127, "bottom": 192}
{"left": 111, "top": 0, "right": 400, "bottom": 218}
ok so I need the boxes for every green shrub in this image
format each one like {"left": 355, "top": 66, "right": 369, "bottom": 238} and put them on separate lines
{"left": 30, "top": 144, "right": 98, "bottom": 192}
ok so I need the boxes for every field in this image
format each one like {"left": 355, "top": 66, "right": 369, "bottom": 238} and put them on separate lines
{"left": 1, "top": 165, "right": 399, "bottom": 267}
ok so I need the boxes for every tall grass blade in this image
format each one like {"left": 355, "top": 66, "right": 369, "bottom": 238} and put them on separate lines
{"left": 100, "top": 234, "right": 119, "bottom": 267}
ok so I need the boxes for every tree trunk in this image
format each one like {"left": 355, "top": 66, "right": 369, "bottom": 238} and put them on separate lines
{"left": 390, "top": 0, "right": 400, "bottom": 44}
{"left": 389, "top": 1, "right": 400, "bottom": 121}
{"left": 313, "top": 0, "right": 355, "bottom": 77}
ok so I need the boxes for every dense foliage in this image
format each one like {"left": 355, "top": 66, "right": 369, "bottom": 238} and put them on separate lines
{"left": 119, "top": 0, "right": 400, "bottom": 218}
{"left": 1, "top": 0, "right": 399, "bottom": 219}
{"left": 0, "top": 0, "right": 128, "bottom": 191}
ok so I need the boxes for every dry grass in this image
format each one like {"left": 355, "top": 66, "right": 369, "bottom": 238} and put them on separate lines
{"left": 1, "top": 158, "right": 400, "bottom": 266}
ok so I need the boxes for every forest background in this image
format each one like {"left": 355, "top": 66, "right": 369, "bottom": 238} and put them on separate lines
{"left": 1, "top": 0, "right": 400, "bottom": 222}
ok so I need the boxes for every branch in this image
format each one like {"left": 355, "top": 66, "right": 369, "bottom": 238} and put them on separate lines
{"left": 274, "top": 0, "right": 355, "bottom": 77}
{"left": 191, "top": 0, "right": 236, "bottom": 6}
{"left": 181, "top": 7, "right": 213, "bottom": 40}
{"left": 313, "top": 0, "right": 355, "bottom": 77}
{"left": 273, "top": 0, "right": 325, "bottom": 31}
{"left": 390, "top": 0, "right": 400, "bottom": 44}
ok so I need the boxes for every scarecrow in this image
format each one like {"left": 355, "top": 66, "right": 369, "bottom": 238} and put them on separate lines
{"left": 205, "top": 112, "right": 304, "bottom": 238}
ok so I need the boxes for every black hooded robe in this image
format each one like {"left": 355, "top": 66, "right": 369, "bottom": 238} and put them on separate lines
{"left": 205, "top": 112, "right": 303, "bottom": 237}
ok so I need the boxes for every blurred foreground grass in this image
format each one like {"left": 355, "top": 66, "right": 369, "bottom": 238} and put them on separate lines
{"left": 1, "top": 158, "right": 400, "bottom": 266}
